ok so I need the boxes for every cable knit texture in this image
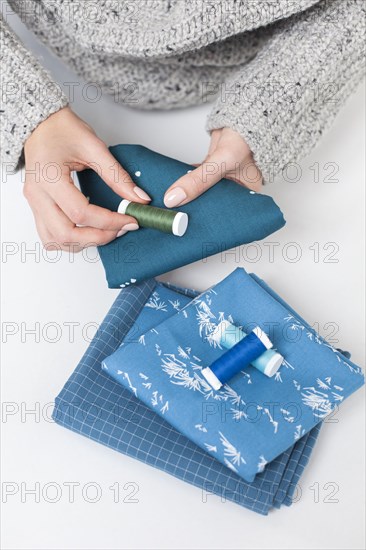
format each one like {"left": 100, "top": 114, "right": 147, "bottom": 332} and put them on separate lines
{"left": 0, "top": 0, "right": 365, "bottom": 178}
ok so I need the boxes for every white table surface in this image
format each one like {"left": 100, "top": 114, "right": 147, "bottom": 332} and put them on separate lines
{"left": 1, "top": 6, "right": 365, "bottom": 550}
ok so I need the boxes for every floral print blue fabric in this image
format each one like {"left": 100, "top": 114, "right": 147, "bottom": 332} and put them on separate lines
{"left": 103, "top": 268, "right": 364, "bottom": 483}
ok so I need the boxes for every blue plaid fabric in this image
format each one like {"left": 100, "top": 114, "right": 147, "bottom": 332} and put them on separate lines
{"left": 53, "top": 279, "right": 321, "bottom": 514}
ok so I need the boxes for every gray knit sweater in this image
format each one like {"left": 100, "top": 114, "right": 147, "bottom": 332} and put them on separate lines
{"left": 1, "top": 0, "right": 365, "bottom": 181}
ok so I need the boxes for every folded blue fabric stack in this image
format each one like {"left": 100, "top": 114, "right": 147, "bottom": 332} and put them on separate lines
{"left": 53, "top": 269, "right": 363, "bottom": 514}
{"left": 78, "top": 145, "right": 286, "bottom": 287}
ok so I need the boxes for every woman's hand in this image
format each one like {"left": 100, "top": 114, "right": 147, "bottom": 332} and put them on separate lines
{"left": 24, "top": 106, "right": 151, "bottom": 252}
{"left": 164, "top": 127, "right": 262, "bottom": 207}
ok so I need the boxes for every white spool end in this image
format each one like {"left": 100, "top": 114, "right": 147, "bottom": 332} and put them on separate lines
{"left": 118, "top": 199, "right": 131, "bottom": 214}
{"left": 211, "top": 320, "right": 232, "bottom": 346}
{"left": 202, "top": 367, "right": 222, "bottom": 391}
{"left": 253, "top": 326, "right": 273, "bottom": 350}
{"left": 172, "top": 212, "right": 188, "bottom": 237}
{"left": 264, "top": 353, "right": 283, "bottom": 377}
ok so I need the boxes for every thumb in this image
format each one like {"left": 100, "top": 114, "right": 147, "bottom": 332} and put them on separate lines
{"left": 164, "top": 155, "right": 224, "bottom": 208}
{"left": 88, "top": 142, "right": 151, "bottom": 203}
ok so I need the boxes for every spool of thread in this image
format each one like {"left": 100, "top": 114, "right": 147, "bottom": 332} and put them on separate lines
{"left": 211, "top": 320, "right": 283, "bottom": 378}
{"left": 118, "top": 200, "right": 188, "bottom": 237}
{"left": 202, "top": 326, "right": 273, "bottom": 391}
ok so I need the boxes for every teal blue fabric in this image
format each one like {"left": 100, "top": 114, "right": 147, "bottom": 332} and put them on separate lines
{"left": 52, "top": 278, "right": 321, "bottom": 514}
{"left": 78, "top": 145, "right": 285, "bottom": 288}
{"left": 103, "top": 268, "right": 364, "bottom": 483}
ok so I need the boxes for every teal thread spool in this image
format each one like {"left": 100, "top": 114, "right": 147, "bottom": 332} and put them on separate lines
{"left": 211, "top": 320, "right": 283, "bottom": 377}
{"left": 118, "top": 200, "right": 188, "bottom": 237}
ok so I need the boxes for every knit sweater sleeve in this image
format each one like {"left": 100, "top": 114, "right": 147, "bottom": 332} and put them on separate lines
{"left": 0, "top": 14, "right": 68, "bottom": 170}
{"left": 206, "top": 0, "right": 366, "bottom": 183}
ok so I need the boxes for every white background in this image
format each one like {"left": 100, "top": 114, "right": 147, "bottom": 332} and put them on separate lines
{"left": 1, "top": 5, "right": 365, "bottom": 550}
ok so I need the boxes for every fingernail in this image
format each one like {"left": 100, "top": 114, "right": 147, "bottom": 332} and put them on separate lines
{"left": 117, "top": 223, "right": 139, "bottom": 238}
{"left": 123, "top": 222, "right": 139, "bottom": 231}
{"left": 134, "top": 186, "right": 151, "bottom": 201}
{"left": 164, "top": 187, "right": 187, "bottom": 207}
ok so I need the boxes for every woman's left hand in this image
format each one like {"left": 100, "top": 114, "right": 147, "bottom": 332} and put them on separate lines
{"left": 164, "top": 127, "right": 263, "bottom": 207}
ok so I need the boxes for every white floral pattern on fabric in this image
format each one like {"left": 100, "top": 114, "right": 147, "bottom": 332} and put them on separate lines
{"left": 104, "top": 270, "right": 364, "bottom": 483}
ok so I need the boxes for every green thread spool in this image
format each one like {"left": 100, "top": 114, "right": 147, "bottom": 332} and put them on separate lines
{"left": 118, "top": 200, "right": 188, "bottom": 237}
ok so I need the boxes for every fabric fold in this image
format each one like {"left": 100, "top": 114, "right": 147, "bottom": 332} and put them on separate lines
{"left": 78, "top": 144, "right": 285, "bottom": 287}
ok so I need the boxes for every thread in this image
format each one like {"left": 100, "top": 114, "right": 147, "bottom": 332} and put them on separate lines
{"left": 202, "top": 326, "right": 273, "bottom": 390}
{"left": 211, "top": 320, "right": 283, "bottom": 378}
{"left": 118, "top": 200, "right": 188, "bottom": 237}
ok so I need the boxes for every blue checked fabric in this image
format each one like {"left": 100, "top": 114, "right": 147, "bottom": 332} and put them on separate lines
{"left": 53, "top": 278, "right": 323, "bottom": 514}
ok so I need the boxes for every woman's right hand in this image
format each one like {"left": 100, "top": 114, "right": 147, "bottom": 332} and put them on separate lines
{"left": 23, "top": 106, "right": 151, "bottom": 252}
